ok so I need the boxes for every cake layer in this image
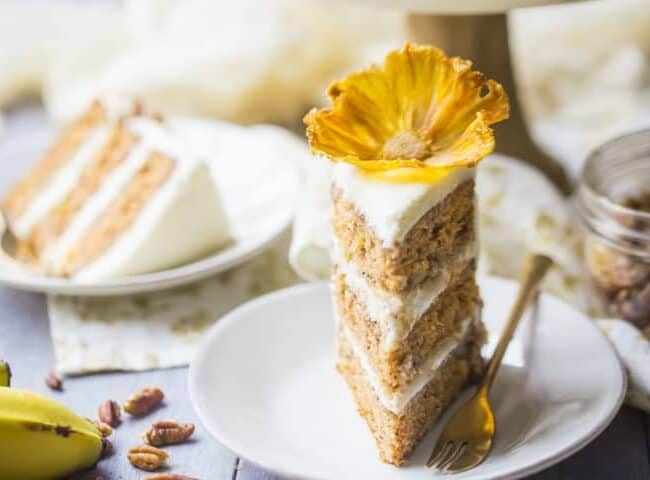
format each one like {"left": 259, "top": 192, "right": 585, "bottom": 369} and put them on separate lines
{"left": 337, "top": 330, "right": 483, "bottom": 466}
{"left": 332, "top": 179, "right": 476, "bottom": 294}
{"left": 71, "top": 156, "right": 231, "bottom": 281}
{"left": 17, "top": 126, "right": 139, "bottom": 262}
{"left": 60, "top": 151, "right": 175, "bottom": 276}
{"left": 2, "top": 101, "right": 109, "bottom": 229}
{"left": 335, "top": 262, "right": 483, "bottom": 395}
{"left": 332, "top": 238, "right": 477, "bottom": 349}
{"left": 332, "top": 162, "right": 475, "bottom": 247}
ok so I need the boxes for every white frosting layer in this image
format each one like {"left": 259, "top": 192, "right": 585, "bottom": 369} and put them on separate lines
{"left": 12, "top": 126, "right": 112, "bottom": 238}
{"left": 42, "top": 131, "right": 155, "bottom": 272}
{"left": 332, "top": 163, "right": 475, "bottom": 246}
{"left": 333, "top": 240, "right": 477, "bottom": 349}
{"left": 341, "top": 314, "right": 477, "bottom": 414}
{"left": 77, "top": 159, "right": 230, "bottom": 281}
{"left": 74, "top": 118, "right": 231, "bottom": 280}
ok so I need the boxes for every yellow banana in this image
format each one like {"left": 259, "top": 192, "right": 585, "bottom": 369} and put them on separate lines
{"left": 0, "top": 386, "right": 103, "bottom": 480}
{"left": 0, "top": 361, "right": 10, "bottom": 387}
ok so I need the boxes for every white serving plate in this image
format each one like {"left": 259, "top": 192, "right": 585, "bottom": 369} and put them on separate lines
{"left": 189, "top": 277, "right": 626, "bottom": 480}
{"left": 0, "top": 118, "right": 299, "bottom": 296}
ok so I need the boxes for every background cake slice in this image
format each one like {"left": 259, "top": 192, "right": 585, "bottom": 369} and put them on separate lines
{"left": 304, "top": 44, "right": 509, "bottom": 465}
{"left": 2, "top": 97, "right": 231, "bottom": 280}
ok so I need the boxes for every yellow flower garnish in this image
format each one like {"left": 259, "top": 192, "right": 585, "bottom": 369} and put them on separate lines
{"left": 304, "top": 43, "right": 510, "bottom": 183}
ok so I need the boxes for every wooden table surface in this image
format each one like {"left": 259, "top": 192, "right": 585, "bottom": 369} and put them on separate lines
{"left": 1, "top": 107, "right": 650, "bottom": 479}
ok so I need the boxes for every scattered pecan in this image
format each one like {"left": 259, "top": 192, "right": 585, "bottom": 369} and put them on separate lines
{"left": 143, "top": 420, "right": 195, "bottom": 446}
{"left": 86, "top": 418, "right": 112, "bottom": 437}
{"left": 101, "top": 438, "right": 114, "bottom": 459}
{"left": 145, "top": 475, "right": 198, "bottom": 480}
{"left": 98, "top": 399, "right": 122, "bottom": 427}
{"left": 127, "top": 444, "right": 169, "bottom": 471}
{"left": 45, "top": 371, "right": 63, "bottom": 391}
{"left": 124, "top": 387, "right": 164, "bottom": 416}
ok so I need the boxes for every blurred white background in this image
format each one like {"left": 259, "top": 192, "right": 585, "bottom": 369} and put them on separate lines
{"left": 0, "top": 0, "right": 648, "bottom": 177}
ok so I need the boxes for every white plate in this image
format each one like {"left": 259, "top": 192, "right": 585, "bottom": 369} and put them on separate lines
{"left": 0, "top": 119, "right": 299, "bottom": 295}
{"left": 189, "top": 277, "right": 626, "bottom": 480}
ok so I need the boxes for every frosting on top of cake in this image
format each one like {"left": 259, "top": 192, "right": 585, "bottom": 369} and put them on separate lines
{"left": 332, "top": 162, "right": 475, "bottom": 246}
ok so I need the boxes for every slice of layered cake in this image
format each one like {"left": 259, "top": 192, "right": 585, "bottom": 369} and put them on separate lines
{"left": 305, "top": 44, "right": 509, "bottom": 465}
{"left": 2, "top": 97, "right": 231, "bottom": 280}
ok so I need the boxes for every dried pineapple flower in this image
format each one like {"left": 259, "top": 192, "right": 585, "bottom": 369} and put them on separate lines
{"left": 304, "top": 43, "right": 510, "bottom": 183}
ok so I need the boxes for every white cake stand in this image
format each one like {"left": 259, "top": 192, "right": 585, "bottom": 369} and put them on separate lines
{"left": 341, "top": 0, "right": 583, "bottom": 192}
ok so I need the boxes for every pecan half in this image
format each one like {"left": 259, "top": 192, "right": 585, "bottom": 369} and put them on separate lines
{"left": 128, "top": 444, "right": 169, "bottom": 471}
{"left": 86, "top": 418, "right": 112, "bottom": 437}
{"left": 143, "top": 421, "right": 195, "bottom": 446}
{"left": 124, "top": 387, "right": 164, "bottom": 416}
{"left": 45, "top": 371, "right": 63, "bottom": 391}
{"left": 145, "top": 475, "right": 198, "bottom": 480}
{"left": 98, "top": 399, "right": 122, "bottom": 427}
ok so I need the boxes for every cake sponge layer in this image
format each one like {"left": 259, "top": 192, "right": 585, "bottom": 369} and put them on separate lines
{"left": 2, "top": 101, "right": 109, "bottom": 233}
{"left": 332, "top": 180, "right": 475, "bottom": 294}
{"left": 337, "top": 330, "right": 483, "bottom": 466}
{"left": 334, "top": 262, "right": 483, "bottom": 395}
{"left": 16, "top": 126, "right": 138, "bottom": 263}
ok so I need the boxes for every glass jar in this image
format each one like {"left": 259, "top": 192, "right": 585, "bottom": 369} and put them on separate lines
{"left": 576, "top": 129, "right": 650, "bottom": 336}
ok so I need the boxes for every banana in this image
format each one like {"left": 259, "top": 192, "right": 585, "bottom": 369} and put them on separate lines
{"left": 0, "top": 361, "right": 10, "bottom": 387}
{"left": 0, "top": 386, "right": 103, "bottom": 480}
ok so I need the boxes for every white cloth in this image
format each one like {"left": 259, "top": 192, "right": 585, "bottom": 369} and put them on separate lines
{"left": 289, "top": 156, "right": 332, "bottom": 281}
{"left": 0, "top": 0, "right": 122, "bottom": 107}
{"left": 33, "top": 0, "right": 400, "bottom": 126}
{"left": 50, "top": 232, "right": 299, "bottom": 375}
{"left": 0, "top": 0, "right": 403, "bottom": 124}
{"left": 598, "top": 319, "right": 650, "bottom": 411}
{"left": 510, "top": 0, "right": 650, "bottom": 179}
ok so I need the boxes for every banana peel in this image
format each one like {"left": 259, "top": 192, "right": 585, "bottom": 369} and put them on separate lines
{"left": 0, "top": 361, "right": 10, "bottom": 387}
{"left": 0, "top": 386, "right": 103, "bottom": 480}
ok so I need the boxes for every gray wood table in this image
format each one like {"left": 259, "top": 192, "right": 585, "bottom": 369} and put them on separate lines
{"left": 1, "top": 107, "right": 649, "bottom": 479}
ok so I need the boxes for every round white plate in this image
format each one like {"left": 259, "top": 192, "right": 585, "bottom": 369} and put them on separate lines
{"left": 0, "top": 119, "right": 299, "bottom": 295}
{"left": 189, "top": 277, "right": 626, "bottom": 480}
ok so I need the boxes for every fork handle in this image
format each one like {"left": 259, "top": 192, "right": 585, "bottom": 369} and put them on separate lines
{"left": 481, "top": 253, "right": 553, "bottom": 392}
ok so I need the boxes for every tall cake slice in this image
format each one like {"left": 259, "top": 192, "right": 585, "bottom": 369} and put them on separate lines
{"left": 2, "top": 97, "right": 231, "bottom": 280}
{"left": 305, "top": 44, "right": 509, "bottom": 465}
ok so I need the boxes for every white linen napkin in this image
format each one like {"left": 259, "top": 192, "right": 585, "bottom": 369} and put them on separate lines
{"left": 49, "top": 233, "right": 299, "bottom": 375}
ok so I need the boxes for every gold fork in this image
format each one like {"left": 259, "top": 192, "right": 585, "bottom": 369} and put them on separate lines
{"left": 427, "top": 253, "right": 553, "bottom": 473}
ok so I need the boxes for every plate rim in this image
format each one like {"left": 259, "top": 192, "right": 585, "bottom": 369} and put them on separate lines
{"left": 189, "top": 278, "right": 627, "bottom": 480}
{"left": 0, "top": 222, "right": 293, "bottom": 296}
{"left": 0, "top": 124, "right": 298, "bottom": 296}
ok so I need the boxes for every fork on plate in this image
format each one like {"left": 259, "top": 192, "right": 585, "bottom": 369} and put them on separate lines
{"left": 427, "top": 253, "right": 553, "bottom": 473}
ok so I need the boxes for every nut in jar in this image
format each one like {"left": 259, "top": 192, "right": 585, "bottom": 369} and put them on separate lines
{"left": 577, "top": 130, "right": 650, "bottom": 337}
